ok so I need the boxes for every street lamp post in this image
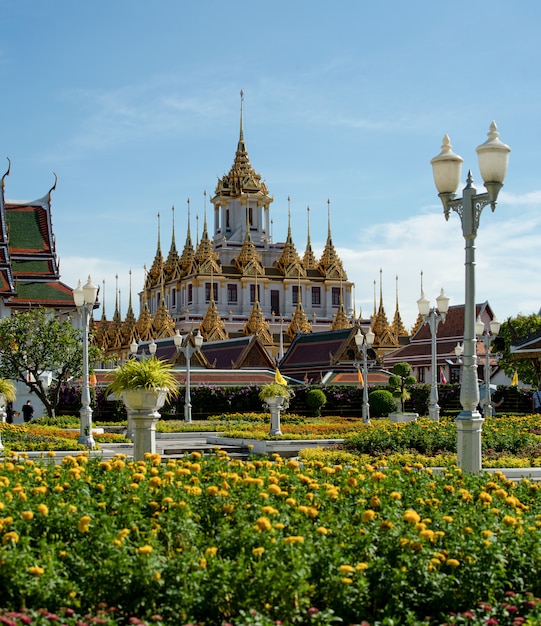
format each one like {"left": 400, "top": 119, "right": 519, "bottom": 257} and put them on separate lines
{"left": 417, "top": 288, "right": 450, "bottom": 421}
{"left": 73, "top": 276, "right": 99, "bottom": 449}
{"left": 129, "top": 339, "right": 157, "bottom": 360}
{"left": 174, "top": 329, "right": 204, "bottom": 422}
{"left": 476, "top": 316, "right": 501, "bottom": 418}
{"left": 354, "top": 327, "right": 375, "bottom": 424}
{"left": 431, "top": 121, "right": 510, "bottom": 472}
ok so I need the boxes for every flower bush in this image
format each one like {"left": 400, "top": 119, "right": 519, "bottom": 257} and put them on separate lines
{"left": 1, "top": 452, "right": 541, "bottom": 624}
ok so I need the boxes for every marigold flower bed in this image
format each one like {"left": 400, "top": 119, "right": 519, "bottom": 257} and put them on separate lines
{"left": 1, "top": 451, "right": 541, "bottom": 625}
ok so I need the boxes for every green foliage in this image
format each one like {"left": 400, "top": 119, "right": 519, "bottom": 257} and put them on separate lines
{"left": 0, "top": 308, "right": 91, "bottom": 418}
{"left": 305, "top": 388, "right": 327, "bottom": 416}
{"left": 258, "top": 382, "right": 292, "bottom": 401}
{"left": 106, "top": 357, "right": 179, "bottom": 399}
{"left": 388, "top": 362, "right": 417, "bottom": 412}
{"left": 368, "top": 389, "right": 397, "bottom": 417}
{"left": 495, "top": 313, "right": 541, "bottom": 386}
{"left": 0, "top": 378, "right": 16, "bottom": 403}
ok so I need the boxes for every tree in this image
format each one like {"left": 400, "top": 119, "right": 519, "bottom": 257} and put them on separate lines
{"left": 0, "top": 308, "right": 89, "bottom": 417}
{"left": 494, "top": 314, "right": 541, "bottom": 387}
{"left": 388, "top": 362, "right": 417, "bottom": 412}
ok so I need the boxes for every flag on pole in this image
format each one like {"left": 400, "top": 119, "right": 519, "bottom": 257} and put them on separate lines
{"left": 357, "top": 367, "right": 364, "bottom": 386}
{"left": 275, "top": 368, "right": 288, "bottom": 386}
{"left": 440, "top": 367, "right": 447, "bottom": 385}
{"left": 511, "top": 371, "right": 519, "bottom": 386}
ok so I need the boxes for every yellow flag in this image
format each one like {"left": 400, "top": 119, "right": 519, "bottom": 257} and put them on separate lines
{"left": 275, "top": 368, "right": 288, "bottom": 386}
{"left": 511, "top": 371, "right": 519, "bottom": 386}
{"left": 357, "top": 367, "right": 364, "bottom": 386}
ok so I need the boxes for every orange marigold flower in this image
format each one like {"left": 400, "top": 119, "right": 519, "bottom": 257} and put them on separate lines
{"left": 37, "top": 504, "right": 48, "bottom": 516}
{"left": 316, "top": 526, "right": 329, "bottom": 535}
{"left": 138, "top": 545, "right": 153, "bottom": 555}
{"left": 21, "top": 511, "right": 34, "bottom": 521}
{"left": 252, "top": 547, "right": 265, "bottom": 557}
{"left": 362, "top": 509, "right": 377, "bottom": 522}
{"left": 27, "top": 566, "right": 44, "bottom": 576}
{"left": 447, "top": 558, "right": 460, "bottom": 567}
{"left": 283, "top": 535, "right": 304, "bottom": 545}
{"left": 255, "top": 517, "right": 272, "bottom": 532}
{"left": 78, "top": 516, "right": 91, "bottom": 533}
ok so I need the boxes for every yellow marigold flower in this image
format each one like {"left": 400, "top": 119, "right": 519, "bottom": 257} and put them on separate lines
{"left": 390, "top": 491, "right": 402, "bottom": 500}
{"left": 356, "top": 562, "right": 369, "bottom": 571}
{"left": 370, "top": 495, "right": 381, "bottom": 508}
{"left": 199, "top": 558, "right": 207, "bottom": 569}
{"left": 403, "top": 509, "right": 421, "bottom": 524}
{"left": 339, "top": 564, "right": 355, "bottom": 574}
{"left": 255, "top": 517, "right": 272, "bottom": 532}
{"left": 316, "top": 526, "right": 329, "bottom": 535}
{"left": 442, "top": 515, "right": 453, "bottom": 523}
{"left": 78, "top": 515, "right": 91, "bottom": 533}
{"left": 286, "top": 460, "right": 299, "bottom": 469}
{"left": 362, "top": 509, "right": 376, "bottom": 522}
{"left": 285, "top": 498, "right": 296, "bottom": 506}
{"left": 222, "top": 504, "right": 235, "bottom": 514}
{"left": 27, "top": 566, "right": 44, "bottom": 576}
{"left": 447, "top": 558, "right": 460, "bottom": 567}
{"left": 411, "top": 541, "right": 423, "bottom": 552}
{"left": 371, "top": 471, "right": 386, "bottom": 482}
{"left": 21, "top": 511, "right": 34, "bottom": 521}
{"left": 341, "top": 577, "right": 353, "bottom": 584}
{"left": 138, "top": 545, "right": 153, "bottom": 555}
{"left": 148, "top": 476, "right": 162, "bottom": 488}
{"left": 274, "top": 523, "right": 285, "bottom": 529}
{"left": 478, "top": 491, "right": 492, "bottom": 504}
{"left": 464, "top": 526, "right": 473, "bottom": 533}
{"left": 206, "top": 486, "right": 219, "bottom": 496}
{"left": 205, "top": 547, "right": 218, "bottom": 557}
{"left": 3, "top": 531, "right": 19, "bottom": 544}
{"left": 283, "top": 535, "right": 304, "bottom": 545}
{"left": 347, "top": 477, "right": 358, "bottom": 487}
{"left": 494, "top": 488, "right": 508, "bottom": 499}
{"left": 98, "top": 462, "right": 112, "bottom": 471}
{"left": 399, "top": 538, "right": 409, "bottom": 547}
{"left": 252, "top": 547, "right": 265, "bottom": 557}
{"left": 153, "top": 572, "right": 161, "bottom": 580}
{"left": 268, "top": 484, "right": 281, "bottom": 495}
{"left": 190, "top": 452, "right": 202, "bottom": 460}
{"left": 261, "top": 506, "right": 279, "bottom": 515}
{"left": 37, "top": 504, "right": 48, "bottom": 516}
{"left": 259, "top": 492, "right": 269, "bottom": 499}
{"left": 419, "top": 529, "right": 435, "bottom": 542}
{"left": 443, "top": 485, "right": 455, "bottom": 493}
{"left": 380, "top": 520, "right": 393, "bottom": 530}
{"left": 503, "top": 515, "right": 518, "bottom": 526}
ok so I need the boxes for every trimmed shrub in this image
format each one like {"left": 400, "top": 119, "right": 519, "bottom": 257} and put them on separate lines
{"left": 305, "top": 388, "right": 327, "bottom": 417}
{"left": 369, "top": 389, "right": 397, "bottom": 417}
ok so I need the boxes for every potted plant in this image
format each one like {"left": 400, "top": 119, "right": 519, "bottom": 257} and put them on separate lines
{"left": 388, "top": 362, "right": 418, "bottom": 423}
{"left": 259, "top": 383, "right": 294, "bottom": 436}
{"left": 107, "top": 358, "right": 179, "bottom": 460}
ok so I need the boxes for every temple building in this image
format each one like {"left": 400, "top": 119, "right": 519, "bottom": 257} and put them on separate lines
{"left": 137, "top": 94, "right": 357, "bottom": 359}
{"left": 0, "top": 162, "right": 74, "bottom": 318}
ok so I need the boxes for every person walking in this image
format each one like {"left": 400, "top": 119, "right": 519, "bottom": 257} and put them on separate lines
{"left": 22, "top": 400, "right": 34, "bottom": 422}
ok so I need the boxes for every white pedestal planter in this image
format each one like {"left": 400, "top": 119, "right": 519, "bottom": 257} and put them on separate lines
{"left": 121, "top": 389, "right": 168, "bottom": 461}
{"left": 389, "top": 412, "right": 418, "bottom": 424}
{"left": 264, "top": 396, "right": 288, "bottom": 436}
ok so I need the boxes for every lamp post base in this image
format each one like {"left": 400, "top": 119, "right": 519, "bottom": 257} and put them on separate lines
{"left": 428, "top": 403, "right": 440, "bottom": 422}
{"left": 455, "top": 411, "right": 484, "bottom": 473}
{"left": 78, "top": 407, "right": 96, "bottom": 449}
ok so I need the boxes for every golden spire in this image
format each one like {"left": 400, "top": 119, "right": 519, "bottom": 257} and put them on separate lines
{"left": 136, "top": 267, "right": 154, "bottom": 342}
{"left": 200, "top": 271, "right": 229, "bottom": 342}
{"left": 152, "top": 278, "right": 176, "bottom": 339}
{"left": 391, "top": 274, "right": 408, "bottom": 338}
{"left": 331, "top": 281, "right": 351, "bottom": 330}
{"left": 372, "top": 269, "right": 391, "bottom": 337}
{"left": 106, "top": 274, "right": 123, "bottom": 350}
{"left": 277, "top": 196, "right": 305, "bottom": 277}
{"left": 179, "top": 198, "right": 195, "bottom": 276}
{"left": 411, "top": 270, "right": 425, "bottom": 336}
{"left": 121, "top": 270, "right": 138, "bottom": 347}
{"left": 243, "top": 282, "right": 272, "bottom": 344}
{"left": 287, "top": 300, "right": 312, "bottom": 339}
{"left": 234, "top": 228, "right": 264, "bottom": 276}
{"left": 302, "top": 205, "right": 317, "bottom": 270}
{"left": 214, "top": 90, "right": 268, "bottom": 199}
{"left": 164, "top": 205, "right": 179, "bottom": 279}
{"left": 147, "top": 213, "right": 164, "bottom": 288}
{"left": 93, "top": 278, "right": 109, "bottom": 350}
{"left": 195, "top": 191, "right": 221, "bottom": 274}
{"left": 317, "top": 199, "right": 347, "bottom": 279}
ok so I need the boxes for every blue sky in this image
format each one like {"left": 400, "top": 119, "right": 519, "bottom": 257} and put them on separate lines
{"left": 1, "top": 0, "right": 540, "bottom": 329}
